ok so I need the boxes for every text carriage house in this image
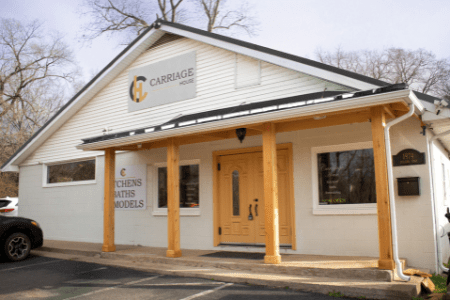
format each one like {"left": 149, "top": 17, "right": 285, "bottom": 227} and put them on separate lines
{"left": 3, "top": 20, "right": 450, "bottom": 274}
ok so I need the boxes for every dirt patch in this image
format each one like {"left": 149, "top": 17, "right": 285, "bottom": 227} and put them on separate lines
{"left": 426, "top": 293, "right": 444, "bottom": 300}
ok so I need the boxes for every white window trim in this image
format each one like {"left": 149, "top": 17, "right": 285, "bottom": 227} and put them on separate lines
{"left": 234, "top": 53, "right": 261, "bottom": 90}
{"left": 42, "top": 157, "right": 97, "bottom": 188}
{"left": 152, "top": 159, "right": 200, "bottom": 216}
{"left": 311, "top": 141, "right": 377, "bottom": 215}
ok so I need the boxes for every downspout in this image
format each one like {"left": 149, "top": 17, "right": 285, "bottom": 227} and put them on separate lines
{"left": 384, "top": 103, "right": 415, "bottom": 281}
{"left": 429, "top": 129, "right": 450, "bottom": 274}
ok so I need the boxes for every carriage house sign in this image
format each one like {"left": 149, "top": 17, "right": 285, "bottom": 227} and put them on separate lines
{"left": 393, "top": 149, "right": 426, "bottom": 166}
{"left": 128, "top": 51, "right": 196, "bottom": 112}
{"left": 115, "top": 165, "right": 147, "bottom": 210}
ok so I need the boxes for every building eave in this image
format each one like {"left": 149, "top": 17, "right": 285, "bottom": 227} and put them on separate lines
{"left": 77, "top": 89, "right": 418, "bottom": 151}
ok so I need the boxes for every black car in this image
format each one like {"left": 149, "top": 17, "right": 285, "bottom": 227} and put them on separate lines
{"left": 0, "top": 215, "right": 43, "bottom": 261}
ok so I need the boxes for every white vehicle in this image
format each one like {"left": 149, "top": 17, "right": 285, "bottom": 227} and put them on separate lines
{"left": 0, "top": 197, "right": 18, "bottom": 217}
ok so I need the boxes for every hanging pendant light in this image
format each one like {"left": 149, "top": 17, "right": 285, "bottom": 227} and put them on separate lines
{"left": 235, "top": 128, "right": 247, "bottom": 143}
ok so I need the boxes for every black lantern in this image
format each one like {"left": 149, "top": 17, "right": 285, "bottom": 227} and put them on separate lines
{"left": 235, "top": 128, "right": 246, "bottom": 143}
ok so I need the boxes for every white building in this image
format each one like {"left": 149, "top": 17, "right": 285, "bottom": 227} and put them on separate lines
{"left": 3, "top": 20, "right": 450, "bottom": 275}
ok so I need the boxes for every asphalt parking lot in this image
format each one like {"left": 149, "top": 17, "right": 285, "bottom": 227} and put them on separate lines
{"left": 0, "top": 254, "right": 347, "bottom": 300}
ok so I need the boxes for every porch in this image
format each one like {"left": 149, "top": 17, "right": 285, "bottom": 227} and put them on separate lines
{"left": 35, "top": 240, "right": 424, "bottom": 299}
{"left": 76, "top": 87, "right": 424, "bottom": 270}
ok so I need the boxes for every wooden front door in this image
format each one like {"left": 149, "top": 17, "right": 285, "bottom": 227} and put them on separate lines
{"left": 218, "top": 149, "right": 291, "bottom": 245}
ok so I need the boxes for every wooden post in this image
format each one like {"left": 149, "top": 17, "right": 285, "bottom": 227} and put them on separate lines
{"left": 371, "top": 107, "right": 395, "bottom": 270}
{"left": 103, "top": 148, "right": 116, "bottom": 252}
{"left": 262, "top": 122, "right": 281, "bottom": 264}
{"left": 166, "top": 138, "right": 182, "bottom": 258}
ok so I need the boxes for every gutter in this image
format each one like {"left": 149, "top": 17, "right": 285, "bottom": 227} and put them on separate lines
{"left": 384, "top": 103, "right": 415, "bottom": 281}
{"left": 429, "top": 129, "right": 450, "bottom": 274}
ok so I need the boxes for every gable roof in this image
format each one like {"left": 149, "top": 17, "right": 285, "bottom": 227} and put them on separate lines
{"left": 156, "top": 21, "right": 389, "bottom": 88}
{"left": 0, "top": 20, "right": 396, "bottom": 172}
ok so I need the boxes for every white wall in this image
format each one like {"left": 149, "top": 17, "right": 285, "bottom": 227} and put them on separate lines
{"left": 18, "top": 161, "right": 104, "bottom": 243}
{"left": 389, "top": 118, "right": 436, "bottom": 270}
{"left": 18, "top": 117, "right": 437, "bottom": 270}
{"left": 430, "top": 134, "right": 450, "bottom": 270}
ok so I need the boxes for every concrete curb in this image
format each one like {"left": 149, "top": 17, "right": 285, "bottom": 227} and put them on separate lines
{"left": 39, "top": 246, "right": 394, "bottom": 282}
{"left": 35, "top": 247, "right": 423, "bottom": 300}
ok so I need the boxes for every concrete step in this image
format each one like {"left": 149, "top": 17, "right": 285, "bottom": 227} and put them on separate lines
{"left": 40, "top": 246, "right": 395, "bottom": 282}
{"left": 33, "top": 249, "right": 423, "bottom": 300}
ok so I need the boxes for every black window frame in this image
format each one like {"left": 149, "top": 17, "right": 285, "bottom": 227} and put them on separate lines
{"left": 46, "top": 159, "right": 96, "bottom": 185}
{"left": 157, "top": 163, "right": 200, "bottom": 209}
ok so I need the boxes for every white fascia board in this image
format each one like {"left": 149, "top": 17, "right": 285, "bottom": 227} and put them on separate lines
{"left": 77, "top": 89, "right": 413, "bottom": 151}
{"left": 3, "top": 165, "right": 19, "bottom": 172}
{"left": 423, "top": 110, "right": 450, "bottom": 122}
{"left": 407, "top": 90, "right": 425, "bottom": 113}
{"left": 161, "top": 25, "right": 380, "bottom": 91}
{"left": 1, "top": 28, "right": 164, "bottom": 173}
{"left": 420, "top": 100, "right": 436, "bottom": 113}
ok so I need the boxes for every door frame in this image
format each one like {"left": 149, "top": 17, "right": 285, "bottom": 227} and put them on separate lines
{"left": 212, "top": 143, "right": 296, "bottom": 250}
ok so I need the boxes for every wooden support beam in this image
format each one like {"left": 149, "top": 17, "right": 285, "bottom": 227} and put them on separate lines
{"left": 276, "top": 111, "right": 370, "bottom": 133}
{"left": 390, "top": 102, "right": 409, "bottom": 112}
{"left": 115, "top": 146, "right": 139, "bottom": 151}
{"left": 166, "top": 138, "right": 182, "bottom": 258}
{"left": 102, "top": 148, "right": 116, "bottom": 252}
{"left": 370, "top": 107, "right": 394, "bottom": 270}
{"left": 246, "top": 124, "right": 264, "bottom": 132}
{"left": 262, "top": 122, "right": 281, "bottom": 264}
{"left": 199, "top": 132, "right": 234, "bottom": 139}
{"left": 383, "top": 105, "right": 395, "bottom": 118}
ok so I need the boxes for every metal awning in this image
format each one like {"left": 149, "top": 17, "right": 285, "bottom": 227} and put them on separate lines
{"left": 77, "top": 84, "right": 424, "bottom": 151}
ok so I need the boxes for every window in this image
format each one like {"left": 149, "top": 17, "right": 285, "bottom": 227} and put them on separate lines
{"left": 232, "top": 170, "right": 240, "bottom": 216}
{"left": 44, "top": 159, "right": 96, "bottom": 187}
{"left": 153, "top": 160, "right": 200, "bottom": 215}
{"left": 312, "top": 142, "right": 377, "bottom": 215}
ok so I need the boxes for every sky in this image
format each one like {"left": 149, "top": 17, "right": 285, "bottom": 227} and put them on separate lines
{"left": 1, "top": 0, "right": 450, "bottom": 82}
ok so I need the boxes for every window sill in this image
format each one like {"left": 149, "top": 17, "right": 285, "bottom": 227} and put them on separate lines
{"left": 313, "top": 207, "right": 377, "bottom": 215}
{"left": 43, "top": 180, "right": 97, "bottom": 188}
{"left": 152, "top": 209, "right": 201, "bottom": 216}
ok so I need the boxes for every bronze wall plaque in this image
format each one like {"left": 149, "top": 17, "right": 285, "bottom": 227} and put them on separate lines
{"left": 393, "top": 149, "right": 425, "bottom": 166}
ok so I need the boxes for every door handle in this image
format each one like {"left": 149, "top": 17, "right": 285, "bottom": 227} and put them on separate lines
{"left": 255, "top": 204, "right": 258, "bottom": 216}
{"left": 248, "top": 204, "right": 253, "bottom": 220}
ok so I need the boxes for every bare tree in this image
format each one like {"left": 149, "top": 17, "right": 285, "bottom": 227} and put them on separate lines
{"left": 82, "top": 0, "right": 159, "bottom": 40}
{"left": 315, "top": 47, "right": 450, "bottom": 99}
{"left": 0, "top": 19, "right": 77, "bottom": 122}
{"left": 0, "top": 18, "right": 79, "bottom": 197}
{"left": 194, "top": 0, "right": 258, "bottom": 36}
{"left": 80, "top": 0, "right": 258, "bottom": 43}
{"left": 157, "top": 0, "right": 186, "bottom": 22}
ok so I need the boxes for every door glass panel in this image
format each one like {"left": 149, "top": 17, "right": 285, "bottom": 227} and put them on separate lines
{"left": 232, "top": 170, "right": 240, "bottom": 216}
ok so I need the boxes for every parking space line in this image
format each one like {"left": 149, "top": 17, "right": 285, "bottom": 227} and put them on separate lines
{"left": 141, "top": 282, "right": 226, "bottom": 286}
{"left": 179, "top": 283, "right": 234, "bottom": 300}
{"left": 64, "top": 275, "right": 160, "bottom": 299}
{"left": 0, "top": 260, "right": 60, "bottom": 272}
{"left": 76, "top": 267, "right": 107, "bottom": 275}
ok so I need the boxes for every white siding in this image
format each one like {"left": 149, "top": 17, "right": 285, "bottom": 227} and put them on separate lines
{"left": 432, "top": 137, "right": 450, "bottom": 270}
{"left": 22, "top": 36, "right": 350, "bottom": 166}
